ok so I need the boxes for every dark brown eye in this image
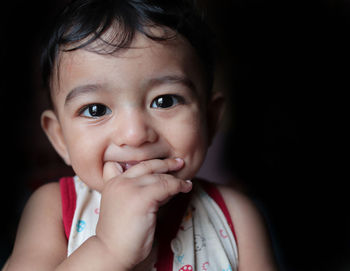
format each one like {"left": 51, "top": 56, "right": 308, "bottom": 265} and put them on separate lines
{"left": 151, "top": 95, "right": 183, "bottom": 109}
{"left": 80, "top": 104, "right": 111, "bottom": 118}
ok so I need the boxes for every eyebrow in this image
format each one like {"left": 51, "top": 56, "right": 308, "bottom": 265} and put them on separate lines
{"left": 65, "top": 84, "right": 102, "bottom": 106}
{"left": 64, "top": 75, "right": 196, "bottom": 106}
{"left": 143, "top": 75, "right": 196, "bottom": 93}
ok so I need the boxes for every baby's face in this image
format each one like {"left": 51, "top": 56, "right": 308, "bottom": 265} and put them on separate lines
{"left": 47, "top": 32, "right": 214, "bottom": 191}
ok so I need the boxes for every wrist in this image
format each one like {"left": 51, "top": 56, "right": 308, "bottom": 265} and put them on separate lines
{"left": 56, "top": 236, "right": 131, "bottom": 271}
{"left": 91, "top": 236, "right": 131, "bottom": 271}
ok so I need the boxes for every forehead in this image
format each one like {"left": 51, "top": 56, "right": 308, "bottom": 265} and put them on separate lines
{"left": 51, "top": 32, "right": 207, "bottom": 104}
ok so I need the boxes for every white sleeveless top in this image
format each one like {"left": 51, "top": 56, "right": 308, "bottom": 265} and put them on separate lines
{"left": 64, "top": 176, "right": 238, "bottom": 270}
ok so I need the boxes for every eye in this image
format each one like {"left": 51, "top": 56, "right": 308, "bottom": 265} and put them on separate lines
{"left": 79, "top": 104, "right": 112, "bottom": 118}
{"left": 151, "top": 95, "right": 183, "bottom": 109}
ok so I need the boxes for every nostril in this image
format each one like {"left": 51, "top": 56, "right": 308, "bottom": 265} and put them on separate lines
{"left": 116, "top": 125, "right": 158, "bottom": 147}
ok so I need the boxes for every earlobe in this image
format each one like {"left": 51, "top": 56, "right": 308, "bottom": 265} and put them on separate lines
{"left": 207, "top": 91, "right": 226, "bottom": 145}
{"left": 41, "top": 110, "right": 71, "bottom": 165}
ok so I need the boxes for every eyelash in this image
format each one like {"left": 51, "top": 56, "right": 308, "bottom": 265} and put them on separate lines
{"left": 150, "top": 94, "right": 184, "bottom": 109}
{"left": 77, "top": 95, "right": 184, "bottom": 118}
{"left": 78, "top": 103, "right": 111, "bottom": 118}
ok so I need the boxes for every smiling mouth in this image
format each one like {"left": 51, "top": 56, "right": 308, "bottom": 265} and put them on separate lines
{"left": 118, "top": 161, "right": 140, "bottom": 172}
{"left": 117, "top": 158, "right": 166, "bottom": 173}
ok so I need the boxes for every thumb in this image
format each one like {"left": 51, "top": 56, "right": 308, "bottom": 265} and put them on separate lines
{"left": 103, "top": 162, "right": 123, "bottom": 182}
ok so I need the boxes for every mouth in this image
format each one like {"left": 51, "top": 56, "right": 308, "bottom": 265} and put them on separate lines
{"left": 118, "top": 161, "right": 140, "bottom": 172}
{"left": 117, "top": 157, "right": 166, "bottom": 173}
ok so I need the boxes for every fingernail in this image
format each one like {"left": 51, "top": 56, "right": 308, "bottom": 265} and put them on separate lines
{"left": 185, "top": 179, "right": 192, "bottom": 186}
{"left": 175, "top": 158, "right": 184, "bottom": 164}
{"left": 184, "top": 180, "right": 193, "bottom": 192}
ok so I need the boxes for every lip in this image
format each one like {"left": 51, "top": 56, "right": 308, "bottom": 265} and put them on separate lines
{"left": 116, "top": 157, "right": 166, "bottom": 173}
{"left": 118, "top": 161, "right": 141, "bottom": 172}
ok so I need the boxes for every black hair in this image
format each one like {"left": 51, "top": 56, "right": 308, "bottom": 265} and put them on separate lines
{"left": 41, "top": 0, "right": 215, "bottom": 98}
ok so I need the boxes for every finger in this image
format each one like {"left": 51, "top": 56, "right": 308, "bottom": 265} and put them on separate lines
{"left": 142, "top": 175, "right": 192, "bottom": 205}
{"left": 123, "top": 158, "right": 184, "bottom": 178}
{"left": 103, "top": 161, "right": 123, "bottom": 182}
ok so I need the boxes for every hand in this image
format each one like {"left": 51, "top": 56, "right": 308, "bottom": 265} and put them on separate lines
{"left": 95, "top": 158, "right": 192, "bottom": 270}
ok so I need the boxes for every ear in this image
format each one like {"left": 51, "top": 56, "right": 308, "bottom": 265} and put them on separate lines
{"left": 207, "top": 91, "right": 225, "bottom": 146}
{"left": 41, "top": 110, "right": 71, "bottom": 165}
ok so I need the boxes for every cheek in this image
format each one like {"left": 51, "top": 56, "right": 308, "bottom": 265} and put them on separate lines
{"left": 174, "top": 123, "right": 206, "bottom": 154}
{"left": 63, "top": 126, "right": 105, "bottom": 190}
{"left": 165, "top": 112, "right": 209, "bottom": 178}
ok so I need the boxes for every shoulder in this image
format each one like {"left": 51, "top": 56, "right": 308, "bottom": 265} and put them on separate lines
{"left": 34, "top": 181, "right": 61, "bottom": 198}
{"left": 6, "top": 182, "right": 67, "bottom": 270}
{"left": 212, "top": 183, "right": 278, "bottom": 271}
{"left": 198, "top": 180, "right": 265, "bottom": 239}
{"left": 198, "top": 180, "right": 254, "bottom": 217}
{"left": 25, "top": 182, "right": 62, "bottom": 217}
{"left": 16, "top": 182, "right": 63, "bottom": 239}
{"left": 14, "top": 182, "right": 63, "bottom": 241}
{"left": 216, "top": 184, "right": 259, "bottom": 222}
{"left": 212, "top": 183, "right": 264, "bottom": 240}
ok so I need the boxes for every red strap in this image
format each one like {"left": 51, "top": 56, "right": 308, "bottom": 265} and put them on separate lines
{"left": 58, "top": 178, "right": 236, "bottom": 268}
{"left": 59, "top": 177, "right": 76, "bottom": 240}
{"left": 155, "top": 191, "right": 193, "bottom": 271}
{"left": 155, "top": 181, "right": 237, "bottom": 270}
{"left": 200, "top": 181, "right": 238, "bottom": 243}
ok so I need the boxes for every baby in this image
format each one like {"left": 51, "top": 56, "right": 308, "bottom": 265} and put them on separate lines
{"left": 4, "top": 0, "right": 277, "bottom": 270}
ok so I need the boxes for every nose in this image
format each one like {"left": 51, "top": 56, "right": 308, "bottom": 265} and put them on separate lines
{"left": 112, "top": 109, "right": 158, "bottom": 147}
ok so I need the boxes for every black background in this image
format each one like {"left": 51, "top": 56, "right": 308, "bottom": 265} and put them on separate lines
{"left": 1, "top": 1, "right": 348, "bottom": 270}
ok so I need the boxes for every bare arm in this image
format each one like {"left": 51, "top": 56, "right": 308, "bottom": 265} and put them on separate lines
{"left": 218, "top": 185, "right": 278, "bottom": 271}
{"left": 5, "top": 182, "right": 126, "bottom": 271}
{"left": 5, "top": 158, "right": 191, "bottom": 271}
{"left": 5, "top": 182, "right": 67, "bottom": 270}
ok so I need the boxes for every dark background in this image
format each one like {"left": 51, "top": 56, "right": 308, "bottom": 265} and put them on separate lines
{"left": 1, "top": 0, "right": 348, "bottom": 270}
